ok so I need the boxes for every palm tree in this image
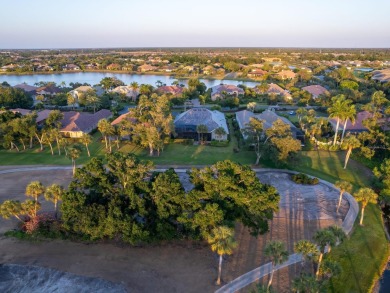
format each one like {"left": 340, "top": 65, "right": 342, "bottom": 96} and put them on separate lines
{"left": 340, "top": 103, "right": 356, "bottom": 142}
{"left": 86, "top": 94, "right": 101, "bottom": 113}
{"left": 206, "top": 226, "right": 237, "bottom": 285}
{"left": 130, "top": 82, "right": 139, "bottom": 101}
{"left": 334, "top": 180, "right": 353, "bottom": 212}
{"left": 291, "top": 274, "right": 321, "bottom": 293}
{"left": 44, "top": 184, "right": 64, "bottom": 218}
{"left": 354, "top": 188, "right": 378, "bottom": 225}
{"left": 264, "top": 240, "right": 289, "bottom": 290}
{"left": 328, "top": 95, "right": 349, "bottom": 146}
{"left": 341, "top": 135, "right": 361, "bottom": 169}
{"left": 293, "top": 240, "right": 319, "bottom": 272}
{"left": 313, "top": 229, "right": 336, "bottom": 279}
{"left": 318, "top": 258, "right": 341, "bottom": 281}
{"left": 214, "top": 127, "right": 227, "bottom": 142}
{"left": 0, "top": 200, "right": 24, "bottom": 222}
{"left": 67, "top": 93, "right": 77, "bottom": 110}
{"left": 25, "top": 181, "right": 45, "bottom": 218}
{"left": 296, "top": 108, "right": 308, "bottom": 127}
{"left": 97, "top": 119, "right": 114, "bottom": 150}
{"left": 67, "top": 145, "right": 81, "bottom": 175}
{"left": 327, "top": 225, "right": 346, "bottom": 249}
{"left": 196, "top": 124, "right": 208, "bottom": 144}
{"left": 80, "top": 133, "right": 92, "bottom": 157}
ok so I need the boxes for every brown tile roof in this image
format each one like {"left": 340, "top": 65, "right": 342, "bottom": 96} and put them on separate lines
{"left": 302, "top": 85, "right": 329, "bottom": 98}
{"left": 329, "top": 111, "right": 371, "bottom": 132}
{"left": 36, "top": 110, "right": 53, "bottom": 123}
{"left": 60, "top": 109, "right": 112, "bottom": 133}
{"left": 36, "top": 85, "right": 61, "bottom": 95}
{"left": 13, "top": 83, "right": 38, "bottom": 93}
{"left": 111, "top": 113, "right": 136, "bottom": 126}
{"left": 156, "top": 85, "right": 185, "bottom": 96}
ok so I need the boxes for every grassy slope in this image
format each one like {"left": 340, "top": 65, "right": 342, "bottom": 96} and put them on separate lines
{"left": 284, "top": 151, "right": 389, "bottom": 293}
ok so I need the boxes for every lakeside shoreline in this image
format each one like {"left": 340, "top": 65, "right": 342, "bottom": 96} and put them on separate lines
{"left": 0, "top": 70, "right": 259, "bottom": 83}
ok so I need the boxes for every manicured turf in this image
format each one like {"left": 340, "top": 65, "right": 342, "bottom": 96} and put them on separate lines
{"left": 329, "top": 203, "right": 389, "bottom": 293}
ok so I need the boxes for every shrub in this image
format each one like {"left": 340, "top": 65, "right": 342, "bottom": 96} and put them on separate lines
{"left": 210, "top": 140, "right": 229, "bottom": 147}
{"left": 172, "top": 138, "right": 194, "bottom": 145}
{"left": 291, "top": 173, "right": 319, "bottom": 185}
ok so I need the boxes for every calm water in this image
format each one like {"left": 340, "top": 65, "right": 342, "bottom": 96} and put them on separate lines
{"left": 0, "top": 72, "right": 259, "bottom": 88}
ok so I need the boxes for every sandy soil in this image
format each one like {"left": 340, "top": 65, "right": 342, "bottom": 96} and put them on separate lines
{"left": 0, "top": 168, "right": 347, "bottom": 292}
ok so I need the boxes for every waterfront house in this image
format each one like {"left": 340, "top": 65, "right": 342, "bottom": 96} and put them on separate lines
{"left": 210, "top": 84, "right": 244, "bottom": 101}
{"left": 174, "top": 108, "right": 229, "bottom": 141}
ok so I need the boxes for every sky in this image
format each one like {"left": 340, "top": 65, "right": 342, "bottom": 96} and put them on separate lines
{"left": 1, "top": 0, "right": 390, "bottom": 48}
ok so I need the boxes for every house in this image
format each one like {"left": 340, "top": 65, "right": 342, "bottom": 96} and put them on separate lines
{"left": 235, "top": 109, "right": 302, "bottom": 139}
{"left": 1, "top": 64, "right": 18, "bottom": 72}
{"left": 13, "top": 83, "right": 38, "bottom": 94}
{"left": 60, "top": 109, "right": 112, "bottom": 138}
{"left": 68, "top": 85, "right": 105, "bottom": 105}
{"left": 329, "top": 111, "right": 371, "bottom": 134}
{"left": 155, "top": 85, "right": 185, "bottom": 97}
{"left": 9, "top": 109, "right": 53, "bottom": 126}
{"left": 277, "top": 70, "right": 296, "bottom": 80}
{"left": 248, "top": 69, "right": 267, "bottom": 78}
{"left": 111, "top": 85, "right": 139, "bottom": 101}
{"left": 63, "top": 64, "right": 80, "bottom": 71}
{"left": 302, "top": 85, "right": 329, "bottom": 99}
{"left": 253, "top": 83, "right": 292, "bottom": 100}
{"left": 372, "top": 69, "right": 390, "bottom": 83}
{"left": 174, "top": 108, "right": 229, "bottom": 141}
{"left": 137, "top": 64, "right": 157, "bottom": 72}
{"left": 36, "top": 109, "right": 53, "bottom": 126}
{"left": 210, "top": 84, "right": 244, "bottom": 101}
{"left": 106, "top": 63, "right": 122, "bottom": 70}
{"left": 36, "top": 85, "right": 61, "bottom": 96}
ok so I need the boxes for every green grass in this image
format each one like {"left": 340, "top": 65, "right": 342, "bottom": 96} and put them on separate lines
{"left": 328, "top": 203, "right": 389, "bottom": 293}
{"left": 0, "top": 132, "right": 106, "bottom": 166}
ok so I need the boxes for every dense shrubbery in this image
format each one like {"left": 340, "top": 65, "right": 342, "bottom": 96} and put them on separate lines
{"left": 172, "top": 138, "right": 194, "bottom": 145}
{"left": 60, "top": 154, "right": 280, "bottom": 244}
{"left": 291, "top": 173, "right": 319, "bottom": 185}
{"left": 210, "top": 140, "right": 229, "bottom": 147}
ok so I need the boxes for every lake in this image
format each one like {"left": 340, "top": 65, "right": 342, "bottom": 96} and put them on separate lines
{"left": 0, "top": 72, "right": 259, "bottom": 88}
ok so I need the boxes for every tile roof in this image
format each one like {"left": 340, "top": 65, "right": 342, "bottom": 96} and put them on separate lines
{"left": 13, "top": 83, "right": 38, "bottom": 93}
{"left": 211, "top": 84, "right": 244, "bottom": 95}
{"left": 302, "top": 85, "right": 329, "bottom": 98}
{"left": 235, "top": 109, "right": 296, "bottom": 132}
{"left": 60, "top": 109, "right": 112, "bottom": 133}
{"left": 329, "top": 111, "right": 371, "bottom": 132}
{"left": 174, "top": 108, "right": 229, "bottom": 133}
{"left": 156, "top": 85, "right": 184, "bottom": 96}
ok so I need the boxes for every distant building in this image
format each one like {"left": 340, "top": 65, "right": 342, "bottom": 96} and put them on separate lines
{"left": 210, "top": 84, "right": 244, "bottom": 101}
{"left": 174, "top": 108, "right": 229, "bottom": 141}
{"left": 62, "top": 64, "right": 80, "bottom": 71}
{"left": 137, "top": 64, "right": 157, "bottom": 72}
{"left": 277, "top": 70, "right": 296, "bottom": 80}
{"left": 155, "top": 85, "right": 185, "bottom": 97}
{"left": 111, "top": 85, "right": 139, "bottom": 101}
{"left": 247, "top": 69, "right": 267, "bottom": 78}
